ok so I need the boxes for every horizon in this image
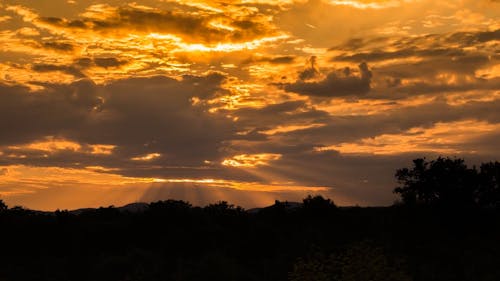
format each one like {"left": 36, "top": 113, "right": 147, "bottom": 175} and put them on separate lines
{"left": 0, "top": 0, "right": 499, "bottom": 211}
{"left": 0, "top": 195, "right": 350, "bottom": 212}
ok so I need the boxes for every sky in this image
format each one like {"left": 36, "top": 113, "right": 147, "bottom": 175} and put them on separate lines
{"left": 0, "top": 0, "right": 499, "bottom": 210}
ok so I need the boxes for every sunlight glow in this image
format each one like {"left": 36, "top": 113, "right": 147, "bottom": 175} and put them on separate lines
{"left": 90, "top": 145, "right": 116, "bottom": 155}
{"left": 209, "top": 21, "right": 236, "bottom": 31}
{"left": 324, "top": 0, "right": 415, "bottom": 9}
{"left": 262, "top": 124, "right": 325, "bottom": 135}
{"left": 131, "top": 153, "right": 162, "bottom": 161}
{"left": 147, "top": 33, "right": 289, "bottom": 52}
{"left": 23, "top": 139, "right": 81, "bottom": 152}
{"left": 5, "top": 137, "right": 116, "bottom": 155}
{"left": 222, "top": 154, "right": 282, "bottom": 167}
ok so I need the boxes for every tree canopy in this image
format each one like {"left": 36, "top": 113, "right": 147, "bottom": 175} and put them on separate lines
{"left": 394, "top": 157, "right": 500, "bottom": 208}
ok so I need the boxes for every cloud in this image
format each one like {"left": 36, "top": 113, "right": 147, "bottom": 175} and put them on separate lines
{"left": 32, "top": 63, "right": 85, "bottom": 78}
{"left": 275, "top": 98, "right": 500, "bottom": 147}
{"left": 73, "top": 57, "right": 129, "bottom": 70}
{"left": 26, "top": 4, "right": 278, "bottom": 44}
{"left": 0, "top": 80, "right": 100, "bottom": 146}
{"left": 0, "top": 168, "right": 9, "bottom": 176}
{"left": 282, "top": 62, "right": 372, "bottom": 97}
{"left": 333, "top": 29, "right": 500, "bottom": 62}
{"left": 298, "top": 56, "right": 321, "bottom": 80}
{"left": 0, "top": 15, "right": 12, "bottom": 23}
{"left": 329, "top": 29, "right": 500, "bottom": 99}
{"left": 334, "top": 47, "right": 466, "bottom": 62}
{"left": 243, "top": 55, "right": 296, "bottom": 65}
{"left": 0, "top": 73, "right": 237, "bottom": 170}
{"left": 93, "top": 57, "right": 128, "bottom": 68}
{"left": 231, "top": 100, "right": 329, "bottom": 130}
{"left": 317, "top": 120, "right": 500, "bottom": 155}
{"left": 39, "top": 41, "right": 75, "bottom": 52}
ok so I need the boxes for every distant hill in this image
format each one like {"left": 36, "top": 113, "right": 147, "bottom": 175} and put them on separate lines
{"left": 68, "top": 202, "right": 149, "bottom": 215}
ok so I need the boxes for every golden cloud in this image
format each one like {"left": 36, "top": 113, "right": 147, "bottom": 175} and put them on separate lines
{"left": 5, "top": 137, "right": 116, "bottom": 156}
{"left": 13, "top": 3, "right": 281, "bottom": 44}
{"left": 316, "top": 120, "right": 500, "bottom": 155}
{"left": 222, "top": 153, "right": 282, "bottom": 167}
{"left": 131, "top": 153, "right": 162, "bottom": 161}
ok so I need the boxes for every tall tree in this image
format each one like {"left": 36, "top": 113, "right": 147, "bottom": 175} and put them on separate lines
{"left": 394, "top": 157, "right": 478, "bottom": 207}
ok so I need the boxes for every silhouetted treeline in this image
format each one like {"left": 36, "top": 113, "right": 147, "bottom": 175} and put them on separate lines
{"left": 0, "top": 157, "right": 499, "bottom": 281}
{"left": 395, "top": 157, "right": 500, "bottom": 208}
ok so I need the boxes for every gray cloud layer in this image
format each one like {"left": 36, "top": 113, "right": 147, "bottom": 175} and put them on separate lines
{"left": 282, "top": 62, "right": 372, "bottom": 97}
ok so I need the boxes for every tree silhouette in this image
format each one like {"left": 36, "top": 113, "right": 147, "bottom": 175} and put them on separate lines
{"left": 394, "top": 157, "right": 500, "bottom": 209}
{"left": 302, "top": 195, "right": 337, "bottom": 212}
{"left": 0, "top": 199, "right": 7, "bottom": 212}
{"left": 204, "top": 201, "right": 245, "bottom": 216}
{"left": 394, "top": 157, "right": 477, "bottom": 207}
{"left": 148, "top": 199, "right": 192, "bottom": 213}
{"left": 477, "top": 161, "right": 500, "bottom": 208}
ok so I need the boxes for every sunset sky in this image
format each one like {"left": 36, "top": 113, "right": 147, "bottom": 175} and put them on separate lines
{"left": 0, "top": 0, "right": 499, "bottom": 210}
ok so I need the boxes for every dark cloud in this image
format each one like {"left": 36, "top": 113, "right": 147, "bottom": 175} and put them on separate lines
{"left": 269, "top": 56, "right": 296, "bottom": 64}
{"left": 231, "top": 100, "right": 329, "bottom": 130}
{"left": 0, "top": 80, "right": 100, "bottom": 146}
{"left": 374, "top": 78, "right": 500, "bottom": 99}
{"left": 73, "top": 57, "right": 129, "bottom": 69}
{"left": 331, "top": 29, "right": 500, "bottom": 54}
{"left": 40, "top": 41, "right": 75, "bottom": 51}
{"left": 445, "top": 29, "right": 500, "bottom": 46}
{"left": 37, "top": 6, "right": 276, "bottom": 43}
{"left": 282, "top": 62, "right": 372, "bottom": 97}
{"left": 334, "top": 47, "right": 466, "bottom": 62}
{"left": 298, "top": 56, "right": 320, "bottom": 80}
{"left": 276, "top": 98, "right": 500, "bottom": 146}
{"left": 93, "top": 57, "right": 128, "bottom": 68}
{"left": 86, "top": 75, "right": 234, "bottom": 162}
{"left": 0, "top": 73, "right": 236, "bottom": 171}
{"left": 367, "top": 54, "right": 499, "bottom": 99}
{"left": 32, "top": 63, "right": 85, "bottom": 78}
{"left": 243, "top": 55, "right": 296, "bottom": 65}
{"left": 75, "top": 58, "right": 93, "bottom": 68}
{"left": 328, "top": 29, "right": 500, "bottom": 99}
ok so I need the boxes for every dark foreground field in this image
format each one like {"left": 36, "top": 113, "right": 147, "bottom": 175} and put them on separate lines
{"left": 0, "top": 198, "right": 499, "bottom": 281}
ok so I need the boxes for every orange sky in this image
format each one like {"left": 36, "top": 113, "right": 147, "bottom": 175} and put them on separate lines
{"left": 0, "top": 0, "right": 499, "bottom": 210}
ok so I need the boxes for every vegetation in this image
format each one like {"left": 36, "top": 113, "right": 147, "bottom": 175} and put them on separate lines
{"left": 289, "top": 242, "right": 411, "bottom": 281}
{"left": 394, "top": 157, "right": 500, "bottom": 208}
{"left": 0, "top": 157, "right": 499, "bottom": 281}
